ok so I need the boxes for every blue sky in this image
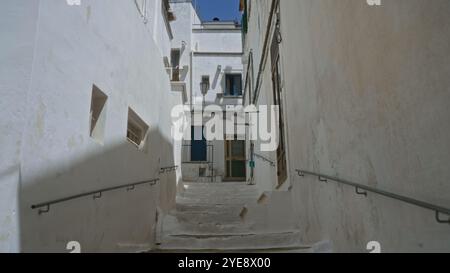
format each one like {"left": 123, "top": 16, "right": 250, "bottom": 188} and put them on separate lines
{"left": 194, "top": 0, "right": 241, "bottom": 22}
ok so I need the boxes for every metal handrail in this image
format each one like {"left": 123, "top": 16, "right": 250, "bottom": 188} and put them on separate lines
{"left": 254, "top": 153, "right": 275, "bottom": 167}
{"left": 295, "top": 169, "right": 450, "bottom": 225}
{"left": 160, "top": 165, "right": 178, "bottom": 174}
{"left": 31, "top": 178, "right": 160, "bottom": 215}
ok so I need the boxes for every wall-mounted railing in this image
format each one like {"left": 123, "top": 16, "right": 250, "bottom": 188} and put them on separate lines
{"left": 254, "top": 153, "right": 276, "bottom": 167}
{"left": 31, "top": 178, "right": 159, "bottom": 215}
{"left": 160, "top": 166, "right": 178, "bottom": 174}
{"left": 295, "top": 169, "right": 450, "bottom": 225}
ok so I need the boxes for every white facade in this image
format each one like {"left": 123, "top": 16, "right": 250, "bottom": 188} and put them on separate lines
{"left": 169, "top": 0, "right": 244, "bottom": 183}
{"left": 242, "top": 0, "right": 450, "bottom": 252}
{"left": 0, "top": 0, "right": 182, "bottom": 252}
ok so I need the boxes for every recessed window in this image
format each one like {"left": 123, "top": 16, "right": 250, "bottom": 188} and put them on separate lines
{"left": 225, "top": 74, "right": 242, "bottom": 96}
{"left": 89, "top": 85, "right": 108, "bottom": 143}
{"left": 127, "top": 108, "right": 149, "bottom": 149}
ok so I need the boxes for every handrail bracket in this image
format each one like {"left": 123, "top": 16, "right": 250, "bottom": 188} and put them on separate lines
{"left": 93, "top": 192, "right": 102, "bottom": 200}
{"left": 38, "top": 205, "right": 50, "bottom": 215}
{"left": 435, "top": 211, "right": 450, "bottom": 224}
{"left": 355, "top": 187, "right": 368, "bottom": 197}
{"left": 318, "top": 176, "right": 328, "bottom": 183}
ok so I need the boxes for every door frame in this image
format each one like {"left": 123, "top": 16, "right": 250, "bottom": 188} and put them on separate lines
{"left": 223, "top": 137, "right": 247, "bottom": 182}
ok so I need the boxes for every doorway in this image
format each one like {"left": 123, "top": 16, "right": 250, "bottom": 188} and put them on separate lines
{"left": 224, "top": 139, "right": 246, "bottom": 181}
{"left": 191, "top": 126, "right": 207, "bottom": 162}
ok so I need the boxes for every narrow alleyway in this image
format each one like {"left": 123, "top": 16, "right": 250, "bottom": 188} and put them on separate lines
{"left": 154, "top": 182, "right": 311, "bottom": 252}
{"left": 2, "top": 0, "right": 450, "bottom": 253}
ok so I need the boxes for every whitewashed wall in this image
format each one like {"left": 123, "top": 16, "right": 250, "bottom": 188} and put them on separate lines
{"left": 0, "top": 0, "right": 181, "bottom": 252}
{"left": 0, "top": 0, "right": 41, "bottom": 253}
{"left": 149, "top": 0, "right": 173, "bottom": 60}
{"left": 192, "top": 54, "right": 243, "bottom": 105}
{"left": 242, "top": 0, "right": 280, "bottom": 193}
{"left": 244, "top": 0, "right": 450, "bottom": 252}
{"left": 193, "top": 29, "right": 242, "bottom": 53}
{"left": 169, "top": 1, "right": 197, "bottom": 106}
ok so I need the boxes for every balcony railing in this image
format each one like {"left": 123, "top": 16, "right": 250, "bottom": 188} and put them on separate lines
{"left": 165, "top": 66, "right": 188, "bottom": 82}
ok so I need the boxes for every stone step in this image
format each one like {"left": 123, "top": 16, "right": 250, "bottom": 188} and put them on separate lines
{"left": 156, "top": 181, "right": 311, "bottom": 253}
{"left": 173, "top": 210, "right": 242, "bottom": 224}
{"left": 162, "top": 214, "right": 255, "bottom": 235}
{"left": 177, "top": 198, "right": 256, "bottom": 206}
{"left": 178, "top": 194, "right": 259, "bottom": 201}
{"left": 179, "top": 190, "right": 259, "bottom": 196}
{"left": 159, "top": 230, "right": 306, "bottom": 251}
{"left": 177, "top": 194, "right": 258, "bottom": 202}
{"left": 151, "top": 245, "right": 311, "bottom": 253}
{"left": 181, "top": 183, "right": 258, "bottom": 194}
{"left": 175, "top": 203, "right": 246, "bottom": 214}
{"left": 165, "top": 222, "right": 255, "bottom": 235}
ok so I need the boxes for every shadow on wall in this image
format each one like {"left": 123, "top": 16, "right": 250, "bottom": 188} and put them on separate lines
{"left": 18, "top": 128, "right": 177, "bottom": 253}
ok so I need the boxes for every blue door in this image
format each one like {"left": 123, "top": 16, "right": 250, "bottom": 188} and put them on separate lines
{"left": 191, "top": 126, "right": 207, "bottom": 162}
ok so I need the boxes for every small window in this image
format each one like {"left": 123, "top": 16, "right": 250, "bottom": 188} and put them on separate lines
{"left": 127, "top": 108, "right": 149, "bottom": 149}
{"left": 89, "top": 85, "right": 108, "bottom": 143}
{"left": 225, "top": 74, "right": 242, "bottom": 96}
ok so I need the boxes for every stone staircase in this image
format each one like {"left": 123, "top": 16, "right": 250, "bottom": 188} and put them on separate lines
{"left": 153, "top": 182, "right": 313, "bottom": 253}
